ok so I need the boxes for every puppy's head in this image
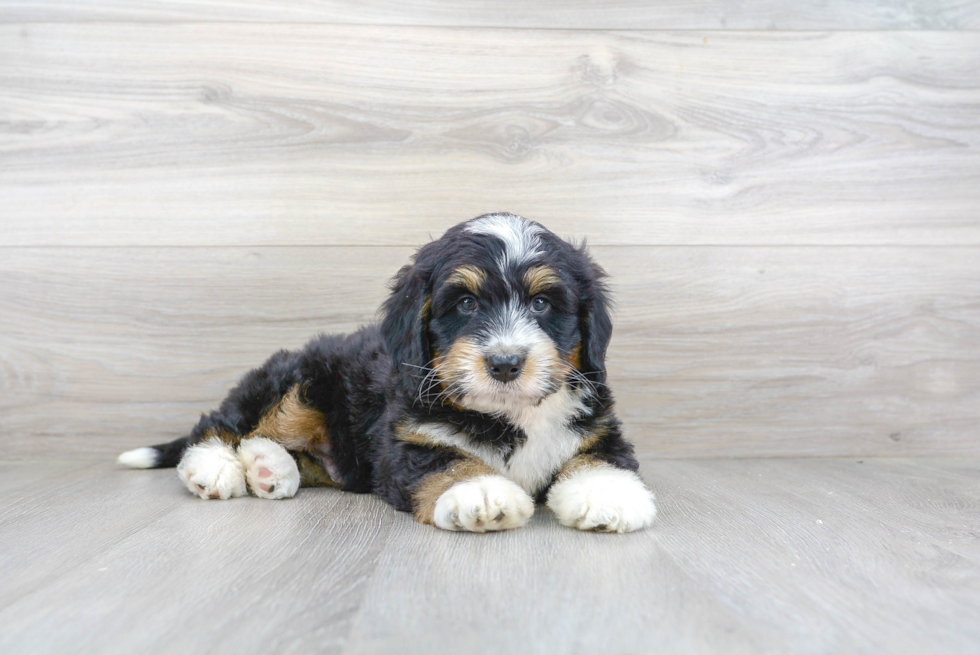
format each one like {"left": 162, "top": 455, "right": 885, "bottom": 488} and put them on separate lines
{"left": 381, "top": 213, "right": 611, "bottom": 413}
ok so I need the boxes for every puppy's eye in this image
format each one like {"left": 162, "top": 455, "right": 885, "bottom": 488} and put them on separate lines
{"left": 530, "top": 296, "right": 550, "bottom": 314}
{"left": 457, "top": 296, "right": 478, "bottom": 313}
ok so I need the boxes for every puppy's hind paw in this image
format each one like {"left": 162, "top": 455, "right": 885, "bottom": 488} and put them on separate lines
{"left": 546, "top": 466, "right": 656, "bottom": 533}
{"left": 176, "top": 438, "right": 247, "bottom": 500}
{"left": 433, "top": 475, "right": 534, "bottom": 532}
{"left": 237, "top": 437, "right": 300, "bottom": 500}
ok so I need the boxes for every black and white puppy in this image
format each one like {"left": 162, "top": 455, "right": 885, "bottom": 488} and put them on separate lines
{"left": 118, "top": 213, "right": 656, "bottom": 533}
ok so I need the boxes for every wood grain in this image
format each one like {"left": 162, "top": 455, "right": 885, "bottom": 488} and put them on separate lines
{"left": 343, "top": 498, "right": 764, "bottom": 655}
{"left": 608, "top": 246, "right": 980, "bottom": 457}
{"left": 644, "top": 457, "right": 980, "bottom": 654}
{"left": 0, "top": 464, "right": 394, "bottom": 654}
{"left": 2, "top": 246, "right": 977, "bottom": 459}
{"left": 3, "top": 26, "right": 979, "bottom": 246}
{"left": 0, "top": 462, "right": 184, "bottom": 607}
{"left": 2, "top": 0, "right": 979, "bottom": 29}
{"left": 2, "top": 458, "right": 977, "bottom": 654}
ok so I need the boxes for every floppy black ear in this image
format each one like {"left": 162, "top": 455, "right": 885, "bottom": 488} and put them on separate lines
{"left": 577, "top": 252, "right": 613, "bottom": 383}
{"left": 380, "top": 256, "right": 433, "bottom": 389}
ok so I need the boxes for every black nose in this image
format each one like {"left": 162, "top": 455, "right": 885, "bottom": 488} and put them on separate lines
{"left": 486, "top": 354, "right": 525, "bottom": 383}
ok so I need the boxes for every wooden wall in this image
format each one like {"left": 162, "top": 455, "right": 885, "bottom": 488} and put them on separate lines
{"left": 1, "top": 2, "right": 978, "bottom": 459}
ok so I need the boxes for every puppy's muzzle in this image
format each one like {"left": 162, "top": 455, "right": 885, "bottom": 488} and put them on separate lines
{"left": 485, "top": 353, "right": 526, "bottom": 384}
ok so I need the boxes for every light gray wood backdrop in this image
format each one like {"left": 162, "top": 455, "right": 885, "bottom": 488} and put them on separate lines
{"left": 1, "top": 3, "right": 978, "bottom": 459}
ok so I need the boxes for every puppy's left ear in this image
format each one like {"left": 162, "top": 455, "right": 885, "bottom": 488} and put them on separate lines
{"left": 380, "top": 249, "right": 435, "bottom": 387}
{"left": 577, "top": 250, "right": 613, "bottom": 383}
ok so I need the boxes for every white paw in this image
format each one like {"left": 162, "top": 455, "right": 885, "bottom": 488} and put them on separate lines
{"left": 237, "top": 437, "right": 300, "bottom": 500}
{"left": 546, "top": 466, "right": 656, "bottom": 533}
{"left": 433, "top": 475, "right": 534, "bottom": 532}
{"left": 176, "top": 438, "right": 247, "bottom": 500}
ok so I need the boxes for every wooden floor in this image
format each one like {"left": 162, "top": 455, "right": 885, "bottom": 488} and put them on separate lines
{"left": 3, "top": 3, "right": 979, "bottom": 653}
{"left": 1, "top": 456, "right": 977, "bottom": 654}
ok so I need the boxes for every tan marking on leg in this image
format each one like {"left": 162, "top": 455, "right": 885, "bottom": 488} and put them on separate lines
{"left": 554, "top": 454, "right": 613, "bottom": 484}
{"left": 295, "top": 452, "right": 340, "bottom": 488}
{"left": 249, "top": 384, "right": 329, "bottom": 451}
{"left": 445, "top": 266, "right": 486, "bottom": 295}
{"left": 201, "top": 427, "right": 243, "bottom": 448}
{"left": 413, "top": 456, "right": 495, "bottom": 525}
{"left": 523, "top": 265, "right": 561, "bottom": 296}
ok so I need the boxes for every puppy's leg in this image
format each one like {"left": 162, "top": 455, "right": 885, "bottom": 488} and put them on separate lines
{"left": 237, "top": 437, "right": 301, "bottom": 500}
{"left": 119, "top": 349, "right": 307, "bottom": 471}
{"left": 413, "top": 456, "right": 534, "bottom": 532}
{"left": 176, "top": 437, "right": 247, "bottom": 500}
{"left": 546, "top": 455, "right": 656, "bottom": 533}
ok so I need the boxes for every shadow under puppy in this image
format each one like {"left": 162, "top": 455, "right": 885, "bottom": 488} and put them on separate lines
{"left": 119, "top": 213, "right": 656, "bottom": 533}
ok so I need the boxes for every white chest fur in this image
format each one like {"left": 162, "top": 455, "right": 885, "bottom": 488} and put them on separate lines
{"left": 413, "top": 386, "right": 589, "bottom": 496}
{"left": 498, "top": 386, "right": 588, "bottom": 494}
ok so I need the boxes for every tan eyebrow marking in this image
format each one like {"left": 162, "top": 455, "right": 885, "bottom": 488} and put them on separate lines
{"left": 523, "top": 265, "right": 561, "bottom": 296}
{"left": 446, "top": 266, "right": 486, "bottom": 294}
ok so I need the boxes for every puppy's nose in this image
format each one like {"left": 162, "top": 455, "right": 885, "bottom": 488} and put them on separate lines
{"left": 486, "top": 354, "right": 525, "bottom": 383}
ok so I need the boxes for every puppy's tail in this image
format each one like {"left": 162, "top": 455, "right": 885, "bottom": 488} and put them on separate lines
{"left": 117, "top": 435, "right": 195, "bottom": 469}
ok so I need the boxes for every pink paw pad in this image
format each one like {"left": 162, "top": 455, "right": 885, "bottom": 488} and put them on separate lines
{"left": 237, "top": 437, "right": 300, "bottom": 499}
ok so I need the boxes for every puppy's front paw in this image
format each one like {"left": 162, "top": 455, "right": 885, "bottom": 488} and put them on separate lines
{"left": 237, "top": 437, "right": 300, "bottom": 499}
{"left": 433, "top": 475, "right": 534, "bottom": 532}
{"left": 176, "top": 438, "right": 247, "bottom": 500}
{"left": 546, "top": 466, "right": 656, "bottom": 533}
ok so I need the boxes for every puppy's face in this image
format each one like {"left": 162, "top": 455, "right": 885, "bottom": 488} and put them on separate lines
{"left": 382, "top": 213, "right": 612, "bottom": 414}
{"left": 428, "top": 257, "right": 577, "bottom": 411}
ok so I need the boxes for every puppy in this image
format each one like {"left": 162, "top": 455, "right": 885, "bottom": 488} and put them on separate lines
{"left": 118, "top": 213, "right": 656, "bottom": 533}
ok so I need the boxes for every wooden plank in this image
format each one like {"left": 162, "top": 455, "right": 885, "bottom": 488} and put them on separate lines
{"left": 1, "top": 0, "right": 978, "bottom": 29}
{"left": 3, "top": 26, "right": 980, "bottom": 246}
{"left": 0, "top": 462, "right": 394, "bottom": 654}
{"left": 342, "top": 501, "right": 765, "bottom": 655}
{"left": 3, "top": 458, "right": 977, "bottom": 654}
{"left": 607, "top": 246, "right": 980, "bottom": 457}
{"left": 1, "top": 246, "right": 978, "bottom": 459}
{"left": 0, "top": 246, "right": 407, "bottom": 458}
{"left": 641, "top": 457, "right": 980, "bottom": 654}
{"left": 0, "top": 460, "right": 101, "bottom": 515}
{"left": 715, "top": 458, "right": 980, "bottom": 564}
{"left": 0, "top": 465, "right": 185, "bottom": 608}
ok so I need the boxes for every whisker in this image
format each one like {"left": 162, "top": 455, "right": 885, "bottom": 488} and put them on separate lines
{"left": 566, "top": 368, "right": 601, "bottom": 397}
{"left": 418, "top": 369, "right": 444, "bottom": 406}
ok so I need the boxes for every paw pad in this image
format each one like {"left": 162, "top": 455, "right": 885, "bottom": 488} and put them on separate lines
{"left": 176, "top": 439, "right": 247, "bottom": 500}
{"left": 237, "top": 437, "right": 300, "bottom": 500}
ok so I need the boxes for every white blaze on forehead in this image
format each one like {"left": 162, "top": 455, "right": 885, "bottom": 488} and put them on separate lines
{"left": 465, "top": 213, "right": 544, "bottom": 272}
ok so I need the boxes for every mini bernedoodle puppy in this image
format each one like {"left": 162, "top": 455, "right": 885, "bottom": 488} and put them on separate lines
{"left": 119, "top": 213, "right": 656, "bottom": 533}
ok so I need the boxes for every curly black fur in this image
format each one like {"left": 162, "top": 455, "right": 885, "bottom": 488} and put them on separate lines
{"left": 138, "top": 213, "right": 640, "bottom": 514}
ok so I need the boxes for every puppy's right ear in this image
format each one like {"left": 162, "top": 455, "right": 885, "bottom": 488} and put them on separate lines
{"left": 381, "top": 256, "right": 433, "bottom": 385}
